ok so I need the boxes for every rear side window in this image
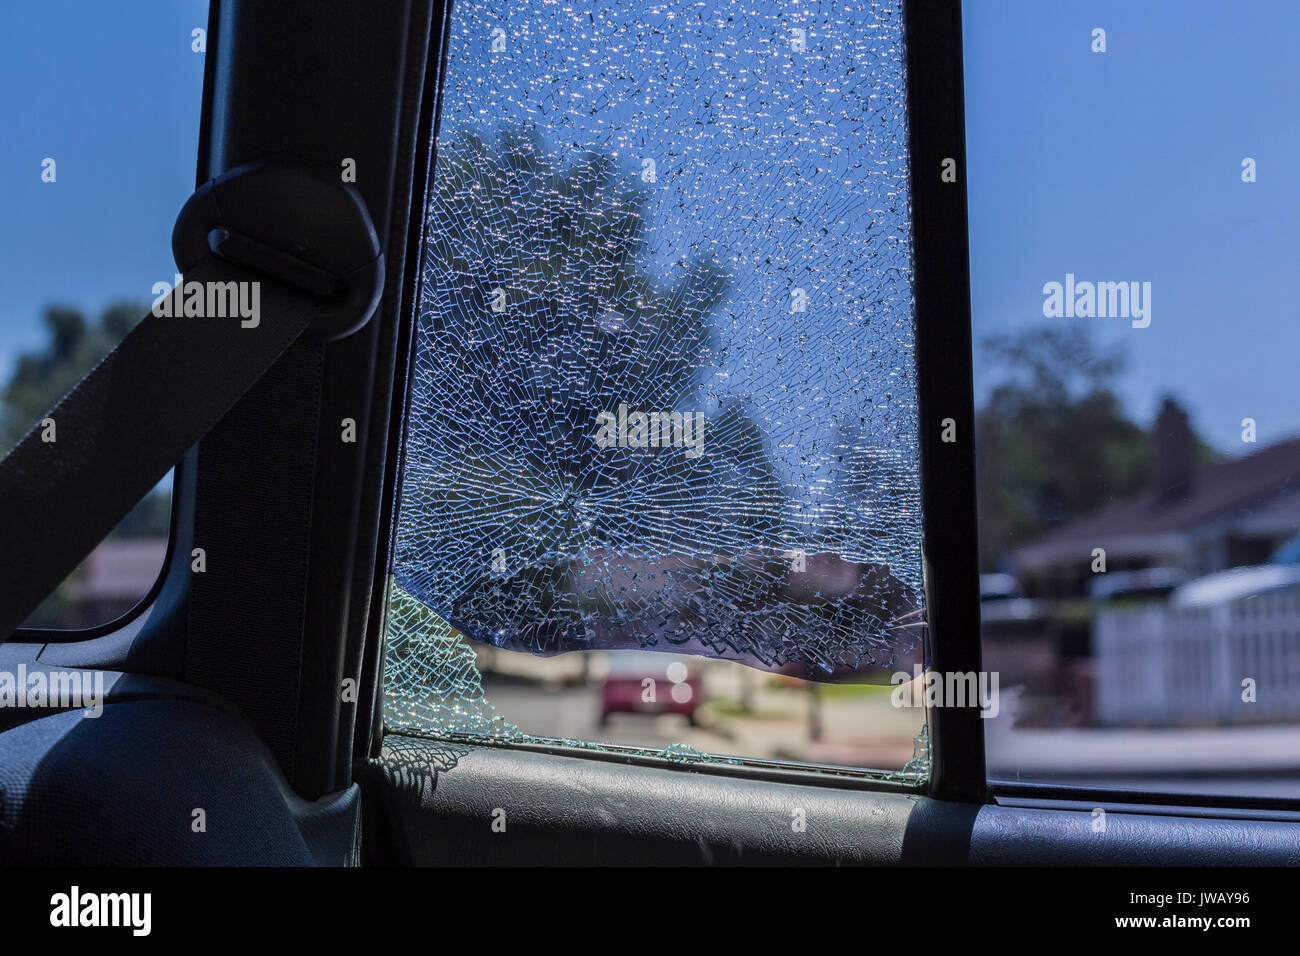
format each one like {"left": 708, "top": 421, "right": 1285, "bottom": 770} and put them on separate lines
{"left": 385, "top": 0, "right": 930, "bottom": 778}
{"left": 966, "top": 0, "right": 1300, "bottom": 799}
{"left": 0, "top": 1, "right": 209, "bottom": 629}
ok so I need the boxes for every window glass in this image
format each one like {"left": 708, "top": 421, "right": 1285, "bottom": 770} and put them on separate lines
{"left": 966, "top": 0, "right": 1300, "bottom": 798}
{"left": 387, "top": 0, "right": 928, "bottom": 778}
{"left": 0, "top": 0, "right": 208, "bottom": 628}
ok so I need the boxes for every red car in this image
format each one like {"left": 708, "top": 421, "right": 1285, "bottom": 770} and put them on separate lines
{"left": 599, "top": 652, "right": 700, "bottom": 727}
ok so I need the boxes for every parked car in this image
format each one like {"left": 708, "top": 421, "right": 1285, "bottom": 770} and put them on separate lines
{"left": 979, "top": 573, "right": 1023, "bottom": 602}
{"left": 1170, "top": 531, "right": 1300, "bottom": 608}
{"left": 1173, "top": 563, "right": 1300, "bottom": 608}
{"left": 1088, "top": 566, "right": 1188, "bottom": 602}
{"left": 599, "top": 652, "right": 700, "bottom": 727}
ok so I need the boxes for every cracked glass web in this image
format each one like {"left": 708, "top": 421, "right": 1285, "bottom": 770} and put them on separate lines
{"left": 387, "top": 0, "right": 924, "bottom": 757}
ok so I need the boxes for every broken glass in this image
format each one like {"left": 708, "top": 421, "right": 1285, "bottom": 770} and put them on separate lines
{"left": 387, "top": 0, "right": 924, "bottom": 772}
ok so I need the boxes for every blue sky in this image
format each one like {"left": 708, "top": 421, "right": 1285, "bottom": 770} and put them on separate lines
{"left": 0, "top": 1, "right": 207, "bottom": 381}
{"left": 964, "top": 0, "right": 1300, "bottom": 453}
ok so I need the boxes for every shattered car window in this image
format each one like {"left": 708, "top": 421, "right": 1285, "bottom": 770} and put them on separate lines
{"left": 387, "top": 0, "right": 927, "bottom": 777}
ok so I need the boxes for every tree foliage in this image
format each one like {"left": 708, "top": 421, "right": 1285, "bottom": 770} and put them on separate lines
{"left": 975, "top": 325, "right": 1169, "bottom": 571}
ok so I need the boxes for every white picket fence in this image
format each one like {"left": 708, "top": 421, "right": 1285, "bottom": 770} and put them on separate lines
{"left": 1094, "top": 584, "right": 1300, "bottom": 725}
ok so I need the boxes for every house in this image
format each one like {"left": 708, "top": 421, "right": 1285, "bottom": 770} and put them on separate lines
{"left": 1014, "top": 399, "right": 1300, "bottom": 599}
{"left": 64, "top": 537, "right": 168, "bottom": 628}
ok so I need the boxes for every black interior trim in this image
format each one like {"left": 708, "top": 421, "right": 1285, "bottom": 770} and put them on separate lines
{"left": 389, "top": 730, "right": 924, "bottom": 795}
{"left": 186, "top": 0, "right": 444, "bottom": 799}
{"left": 351, "top": 0, "right": 454, "bottom": 775}
{"left": 365, "top": 736, "right": 1300, "bottom": 865}
{"left": 905, "top": 0, "right": 987, "bottom": 803}
{"left": 993, "top": 780, "right": 1300, "bottom": 818}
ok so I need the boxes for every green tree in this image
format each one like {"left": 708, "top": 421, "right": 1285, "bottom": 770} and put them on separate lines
{"left": 397, "top": 128, "right": 793, "bottom": 652}
{"left": 973, "top": 324, "right": 1217, "bottom": 572}
{"left": 1, "top": 303, "right": 139, "bottom": 449}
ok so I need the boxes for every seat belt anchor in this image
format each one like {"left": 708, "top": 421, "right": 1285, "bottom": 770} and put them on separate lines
{"left": 172, "top": 159, "right": 384, "bottom": 342}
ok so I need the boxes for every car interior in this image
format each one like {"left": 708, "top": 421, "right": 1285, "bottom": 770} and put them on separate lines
{"left": 0, "top": 0, "right": 1296, "bottom": 893}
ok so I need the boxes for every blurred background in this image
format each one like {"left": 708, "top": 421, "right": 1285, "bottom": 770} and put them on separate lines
{"left": 966, "top": 0, "right": 1300, "bottom": 796}
{"left": 446, "top": 644, "right": 924, "bottom": 770}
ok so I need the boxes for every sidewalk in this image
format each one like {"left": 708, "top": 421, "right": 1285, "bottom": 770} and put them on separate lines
{"left": 986, "top": 719, "right": 1300, "bottom": 775}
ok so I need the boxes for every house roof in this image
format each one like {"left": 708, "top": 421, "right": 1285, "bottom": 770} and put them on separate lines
{"left": 1016, "top": 433, "right": 1300, "bottom": 571}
